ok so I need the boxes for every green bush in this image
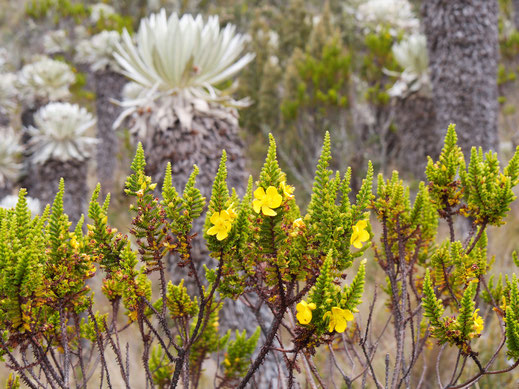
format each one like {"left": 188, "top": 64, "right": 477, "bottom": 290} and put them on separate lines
{"left": 1, "top": 126, "right": 519, "bottom": 388}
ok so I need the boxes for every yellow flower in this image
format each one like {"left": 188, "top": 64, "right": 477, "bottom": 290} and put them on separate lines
{"left": 323, "top": 307, "right": 354, "bottom": 333}
{"left": 290, "top": 218, "right": 305, "bottom": 237}
{"left": 292, "top": 218, "right": 305, "bottom": 229}
{"left": 280, "top": 181, "right": 294, "bottom": 199}
{"left": 501, "top": 296, "right": 508, "bottom": 312}
{"left": 253, "top": 186, "right": 283, "bottom": 216}
{"left": 207, "top": 209, "right": 235, "bottom": 240}
{"left": 472, "top": 309, "right": 484, "bottom": 336}
{"left": 351, "top": 220, "right": 369, "bottom": 249}
{"left": 296, "top": 300, "right": 316, "bottom": 325}
{"left": 225, "top": 206, "right": 237, "bottom": 221}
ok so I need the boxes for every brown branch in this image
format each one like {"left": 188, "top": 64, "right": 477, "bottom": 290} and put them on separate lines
{"left": 29, "top": 336, "right": 65, "bottom": 388}
{"left": 328, "top": 343, "right": 352, "bottom": 388}
{"left": 359, "top": 287, "right": 383, "bottom": 389}
{"left": 305, "top": 351, "right": 328, "bottom": 389}
{"left": 102, "top": 315, "right": 131, "bottom": 389}
{"left": 0, "top": 337, "right": 40, "bottom": 389}
{"left": 142, "top": 296, "right": 181, "bottom": 352}
{"left": 237, "top": 309, "right": 286, "bottom": 389}
{"left": 58, "top": 305, "right": 70, "bottom": 388}
{"left": 448, "top": 359, "right": 519, "bottom": 388}
{"left": 464, "top": 222, "right": 487, "bottom": 256}
{"left": 73, "top": 313, "right": 88, "bottom": 389}
{"left": 88, "top": 306, "right": 113, "bottom": 389}
{"left": 170, "top": 250, "right": 225, "bottom": 388}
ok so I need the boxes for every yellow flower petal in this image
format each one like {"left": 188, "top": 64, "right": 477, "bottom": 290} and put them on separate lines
{"left": 280, "top": 181, "right": 295, "bottom": 199}
{"left": 343, "top": 309, "right": 354, "bottom": 322}
{"left": 226, "top": 207, "right": 237, "bottom": 220}
{"left": 351, "top": 220, "right": 369, "bottom": 249}
{"left": 254, "top": 187, "right": 266, "bottom": 200}
{"left": 293, "top": 218, "right": 305, "bottom": 228}
{"left": 216, "top": 229, "right": 228, "bottom": 241}
{"left": 352, "top": 237, "right": 363, "bottom": 249}
{"left": 262, "top": 205, "right": 277, "bottom": 216}
{"left": 296, "top": 301, "right": 313, "bottom": 325}
{"left": 210, "top": 212, "right": 220, "bottom": 224}
{"left": 252, "top": 199, "right": 262, "bottom": 214}
{"left": 207, "top": 225, "right": 219, "bottom": 236}
{"left": 356, "top": 220, "right": 367, "bottom": 229}
{"left": 334, "top": 318, "right": 347, "bottom": 333}
{"left": 325, "top": 307, "right": 354, "bottom": 333}
{"left": 266, "top": 186, "right": 283, "bottom": 208}
{"left": 359, "top": 229, "right": 369, "bottom": 242}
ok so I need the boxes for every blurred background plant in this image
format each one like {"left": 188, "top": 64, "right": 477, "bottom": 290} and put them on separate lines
{"left": 24, "top": 102, "right": 97, "bottom": 223}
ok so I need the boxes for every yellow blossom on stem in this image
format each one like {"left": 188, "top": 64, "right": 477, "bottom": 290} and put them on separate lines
{"left": 225, "top": 206, "right": 237, "bottom": 221}
{"left": 280, "top": 181, "right": 294, "bottom": 199}
{"left": 472, "top": 309, "right": 484, "bottom": 336}
{"left": 296, "top": 300, "right": 316, "bottom": 325}
{"left": 207, "top": 208, "right": 235, "bottom": 240}
{"left": 290, "top": 218, "right": 305, "bottom": 237}
{"left": 351, "top": 220, "right": 369, "bottom": 249}
{"left": 253, "top": 186, "right": 282, "bottom": 216}
{"left": 323, "top": 307, "right": 354, "bottom": 333}
{"left": 292, "top": 218, "right": 305, "bottom": 229}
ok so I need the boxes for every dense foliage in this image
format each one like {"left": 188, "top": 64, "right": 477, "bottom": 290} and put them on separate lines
{"left": 0, "top": 127, "right": 518, "bottom": 388}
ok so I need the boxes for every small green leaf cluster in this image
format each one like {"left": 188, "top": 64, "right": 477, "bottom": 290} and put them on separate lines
{"left": 504, "top": 276, "right": 519, "bottom": 359}
{"left": 125, "top": 144, "right": 204, "bottom": 273}
{"left": 0, "top": 181, "right": 102, "bottom": 365}
{"left": 301, "top": 251, "right": 366, "bottom": 336}
{"left": 26, "top": 0, "right": 132, "bottom": 33}
{"left": 307, "top": 132, "right": 374, "bottom": 270}
{"left": 430, "top": 237, "right": 489, "bottom": 300}
{"left": 373, "top": 169, "right": 438, "bottom": 268}
{"left": 222, "top": 328, "right": 261, "bottom": 381}
{"left": 416, "top": 125, "right": 519, "bottom": 360}
{"left": 26, "top": 0, "right": 88, "bottom": 23}
{"left": 166, "top": 280, "right": 198, "bottom": 319}
{"left": 461, "top": 145, "right": 519, "bottom": 225}
{"left": 80, "top": 311, "right": 107, "bottom": 343}
{"left": 187, "top": 301, "right": 230, "bottom": 380}
{"left": 149, "top": 345, "right": 174, "bottom": 389}
{"left": 360, "top": 28, "right": 399, "bottom": 106}
{"left": 427, "top": 124, "right": 519, "bottom": 227}
{"left": 281, "top": 37, "right": 350, "bottom": 120}
{"left": 423, "top": 271, "right": 482, "bottom": 352}
{"left": 484, "top": 272, "right": 519, "bottom": 359}
{"left": 5, "top": 374, "right": 20, "bottom": 389}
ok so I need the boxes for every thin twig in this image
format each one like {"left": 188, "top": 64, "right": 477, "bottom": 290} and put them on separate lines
{"left": 436, "top": 344, "right": 446, "bottom": 388}
{"left": 305, "top": 352, "right": 328, "bottom": 389}
{"left": 328, "top": 344, "right": 352, "bottom": 388}
{"left": 359, "top": 287, "right": 383, "bottom": 389}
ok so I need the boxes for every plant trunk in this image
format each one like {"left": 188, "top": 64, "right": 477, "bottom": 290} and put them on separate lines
{"left": 514, "top": 0, "right": 519, "bottom": 30}
{"left": 0, "top": 184, "right": 12, "bottom": 198}
{"left": 391, "top": 94, "right": 437, "bottom": 179}
{"left": 421, "top": 0, "right": 499, "bottom": 157}
{"left": 0, "top": 114, "right": 9, "bottom": 127}
{"left": 94, "top": 70, "right": 126, "bottom": 198}
{"left": 25, "top": 159, "right": 88, "bottom": 225}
